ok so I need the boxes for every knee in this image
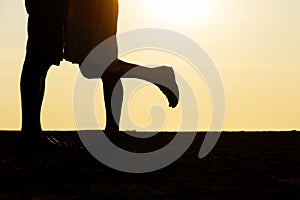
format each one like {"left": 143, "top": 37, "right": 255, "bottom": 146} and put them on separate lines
{"left": 22, "top": 54, "right": 51, "bottom": 77}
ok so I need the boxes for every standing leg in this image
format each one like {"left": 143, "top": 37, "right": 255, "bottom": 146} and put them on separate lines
{"left": 20, "top": 54, "right": 51, "bottom": 136}
{"left": 20, "top": 54, "right": 67, "bottom": 149}
{"left": 102, "top": 69, "right": 124, "bottom": 131}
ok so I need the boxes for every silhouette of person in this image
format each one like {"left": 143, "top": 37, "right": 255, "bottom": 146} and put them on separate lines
{"left": 21, "top": 0, "right": 179, "bottom": 146}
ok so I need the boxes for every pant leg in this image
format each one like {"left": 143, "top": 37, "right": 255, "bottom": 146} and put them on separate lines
{"left": 26, "top": 0, "right": 68, "bottom": 66}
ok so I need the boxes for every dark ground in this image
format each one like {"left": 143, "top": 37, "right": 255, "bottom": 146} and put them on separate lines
{"left": 0, "top": 131, "right": 299, "bottom": 199}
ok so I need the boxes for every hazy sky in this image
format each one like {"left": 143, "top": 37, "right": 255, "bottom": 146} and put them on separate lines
{"left": 0, "top": 0, "right": 299, "bottom": 131}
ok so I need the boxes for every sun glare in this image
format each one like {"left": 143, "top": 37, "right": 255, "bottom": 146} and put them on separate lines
{"left": 146, "top": 0, "right": 216, "bottom": 24}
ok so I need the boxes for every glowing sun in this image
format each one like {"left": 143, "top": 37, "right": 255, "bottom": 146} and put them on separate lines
{"left": 146, "top": 0, "right": 216, "bottom": 23}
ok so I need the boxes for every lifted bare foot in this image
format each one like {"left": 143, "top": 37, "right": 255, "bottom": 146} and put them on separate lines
{"left": 154, "top": 67, "right": 179, "bottom": 108}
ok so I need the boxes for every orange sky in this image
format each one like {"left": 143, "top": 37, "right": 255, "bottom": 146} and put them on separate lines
{"left": 0, "top": 0, "right": 299, "bottom": 131}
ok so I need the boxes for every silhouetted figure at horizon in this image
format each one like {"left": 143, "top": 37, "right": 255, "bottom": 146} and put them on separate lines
{"left": 20, "top": 0, "right": 179, "bottom": 148}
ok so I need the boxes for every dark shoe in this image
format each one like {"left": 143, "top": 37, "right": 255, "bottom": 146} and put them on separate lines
{"left": 103, "top": 130, "right": 122, "bottom": 147}
{"left": 18, "top": 134, "right": 71, "bottom": 152}
{"left": 155, "top": 67, "right": 179, "bottom": 108}
{"left": 105, "top": 122, "right": 120, "bottom": 132}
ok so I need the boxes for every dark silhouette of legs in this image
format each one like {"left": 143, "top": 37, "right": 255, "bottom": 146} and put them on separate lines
{"left": 102, "top": 69, "right": 124, "bottom": 132}
{"left": 21, "top": 54, "right": 51, "bottom": 135}
{"left": 20, "top": 54, "right": 71, "bottom": 149}
{"left": 19, "top": 54, "right": 69, "bottom": 149}
{"left": 101, "top": 59, "right": 179, "bottom": 132}
{"left": 20, "top": 55, "right": 179, "bottom": 135}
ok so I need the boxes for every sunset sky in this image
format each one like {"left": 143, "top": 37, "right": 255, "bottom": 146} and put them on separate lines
{"left": 0, "top": 0, "right": 299, "bottom": 131}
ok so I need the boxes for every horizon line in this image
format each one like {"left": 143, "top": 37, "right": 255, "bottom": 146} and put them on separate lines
{"left": 0, "top": 129, "right": 298, "bottom": 133}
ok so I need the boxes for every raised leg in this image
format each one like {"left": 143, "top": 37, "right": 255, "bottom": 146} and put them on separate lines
{"left": 101, "top": 60, "right": 179, "bottom": 132}
{"left": 118, "top": 60, "right": 179, "bottom": 108}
